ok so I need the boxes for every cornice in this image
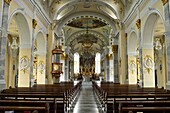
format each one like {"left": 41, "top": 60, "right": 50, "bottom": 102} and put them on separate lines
{"left": 29, "top": 0, "right": 52, "bottom": 24}
{"left": 123, "top": 0, "right": 143, "bottom": 24}
{"left": 14, "top": 0, "right": 48, "bottom": 33}
{"left": 124, "top": 0, "right": 158, "bottom": 33}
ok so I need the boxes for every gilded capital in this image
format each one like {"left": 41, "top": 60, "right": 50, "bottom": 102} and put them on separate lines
{"left": 105, "top": 54, "right": 113, "bottom": 60}
{"left": 32, "top": 19, "right": 37, "bottom": 29}
{"left": 161, "top": 0, "right": 168, "bottom": 5}
{"left": 4, "top": 0, "right": 12, "bottom": 5}
{"left": 125, "top": 33, "right": 127, "bottom": 40}
{"left": 64, "top": 54, "right": 69, "bottom": 60}
{"left": 136, "top": 19, "right": 141, "bottom": 29}
{"left": 46, "top": 34, "right": 49, "bottom": 40}
{"left": 112, "top": 45, "right": 118, "bottom": 53}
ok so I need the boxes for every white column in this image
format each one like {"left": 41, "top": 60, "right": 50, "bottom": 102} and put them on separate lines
{"left": 108, "top": 46, "right": 114, "bottom": 81}
{"left": 18, "top": 44, "right": 32, "bottom": 87}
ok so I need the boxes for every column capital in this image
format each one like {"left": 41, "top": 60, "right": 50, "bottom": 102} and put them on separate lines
{"left": 62, "top": 54, "right": 69, "bottom": 60}
{"left": 46, "top": 34, "right": 49, "bottom": 38}
{"left": 4, "top": 0, "right": 12, "bottom": 5}
{"left": 161, "top": 0, "right": 168, "bottom": 5}
{"left": 112, "top": 45, "right": 118, "bottom": 53}
{"left": 125, "top": 33, "right": 128, "bottom": 40}
{"left": 105, "top": 54, "right": 112, "bottom": 60}
{"left": 32, "top": 19, "right": 38, "bottom": 29}
{"left": 136, "top": 19, "right": 141, "bottom": 29}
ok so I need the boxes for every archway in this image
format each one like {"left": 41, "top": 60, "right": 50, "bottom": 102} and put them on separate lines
{"left": 7, "top": 11, "right": 31, "bottom": 87}
{"left": 34, "top": 31, "right": 47, "bottom": 84}
{"left": 143, "top": 12, "right": 166, "bottom": 88}
{"left": 127, "top": 31, "right": 138, "bottom": 84}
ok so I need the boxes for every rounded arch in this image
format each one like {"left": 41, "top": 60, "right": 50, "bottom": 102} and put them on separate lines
{"left": 8, "top": 9, "right": 31, "bottom": 46}
{"left": 55, "top": 11, "right": 117, "bottom": 36}
{"left": 54, "top": 0, "right": 119, "bottom": 20}
{"left": 142, "top": 10, "right": 165, "bottom": 47}
{"left": 35, "top": 31, "right": 46, "bottom": 53}
{"left": 128, "top": 31, "right": 138, "bottom": 55}
{"left": 66, "top": 30, "right": 109, "bottom": 46}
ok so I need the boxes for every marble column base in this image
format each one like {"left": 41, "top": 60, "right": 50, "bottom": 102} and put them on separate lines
{"left": 31, "top": 79, "right": 35, "bottom": 87}
{"left": 166, "top": 81, "right": 170, "bottom": 90}
{"left": 0, "top": 79, "right": 6, "bottom": 90}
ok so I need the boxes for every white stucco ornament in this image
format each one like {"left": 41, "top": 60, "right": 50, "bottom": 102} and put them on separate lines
{"left": 19, "top": 56, "right": 29, "bottom": 73}
{"left": 38, "top": 61, "right": 45, "bottom": 74}
{"left": 144, "top": 55, "right": 154, "bottom": 73}
{"left": 129, "top": 60, "right": 136, "bottom": 74}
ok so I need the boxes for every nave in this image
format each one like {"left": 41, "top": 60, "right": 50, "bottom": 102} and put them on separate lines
{"left": 70, "top": 81, "right": 101, "bottom": 113}
{"left": 1, "top": 0, "right": 170, "bottom": 113}
{"left": 1, "top": 80, "right": 170, "bottom": 113}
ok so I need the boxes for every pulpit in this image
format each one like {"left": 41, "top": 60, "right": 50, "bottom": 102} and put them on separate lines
{"left": 51, "top": 45, "right": 63, "bottom": 83}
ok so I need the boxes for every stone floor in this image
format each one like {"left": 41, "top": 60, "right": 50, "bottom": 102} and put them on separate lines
{"left": 69, "top": 81, "right": 102, "bottom": 113}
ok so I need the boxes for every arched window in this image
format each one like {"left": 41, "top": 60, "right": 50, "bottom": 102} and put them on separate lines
{"left": 74, "top": 52, "right": 79, "bottom": 73}
{"left": 95, "top": 53, "right": 101, "bottom": 74}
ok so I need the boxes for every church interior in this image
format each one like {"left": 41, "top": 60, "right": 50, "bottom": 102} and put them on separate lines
{"left": 1, "top": 0, "right": 170, "bottom": 113}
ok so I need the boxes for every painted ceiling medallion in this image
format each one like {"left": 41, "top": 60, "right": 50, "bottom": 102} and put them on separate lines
{"left": 67, "top": 18, "right": 107, "bottom": 29}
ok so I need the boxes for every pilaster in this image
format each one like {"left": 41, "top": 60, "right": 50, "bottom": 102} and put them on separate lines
{"left": 128, "top": 55, "right": 137, "bottom": 84}
{"left": 142, "top": 47, "right": 155, "bottom": 87}
{"left": 0, "top": 0, "right": 11, "bottom": 90}
{"left": 112, "top": 45, "right": 119, "bottom": 83}
{"left": 37, "top": 52, "right": 46, "bottom": 84}
{"left": 161, "top": 0, "right": 170, "bottom": 90}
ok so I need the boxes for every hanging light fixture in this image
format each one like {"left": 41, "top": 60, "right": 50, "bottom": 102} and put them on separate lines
{"left": 34, "top": 45, "right": 38, "bottom": 56}
{"left": 82, "top": 18, "right": 92, "bottom": 48}
{"left": 155, "top": 38, "right": 162, "bottom": 50}
{"left": 11, "top": 37, "right": 18, "bottom": 50}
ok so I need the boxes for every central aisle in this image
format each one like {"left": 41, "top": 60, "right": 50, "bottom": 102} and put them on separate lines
{"left": 70, "top": 81, "right": 101, "bottom": 113}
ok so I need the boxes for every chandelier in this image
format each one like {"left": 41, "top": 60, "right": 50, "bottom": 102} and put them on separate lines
{"left": 82, "top": 18, "right": 93, "bottom": 48}
{"left": 155, "top": 38, "right": 162, "bottom": 50}
{"left": 11, "top": 37, "right": 19, "bottom": 50}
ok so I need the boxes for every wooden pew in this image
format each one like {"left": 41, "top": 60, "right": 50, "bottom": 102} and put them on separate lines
{"left": 0, "top": 99, "right": 49, "bottom": 113}
{"left": 0, "top": 81, "right": 82, "bottom": 113}
{"left": 92, "top": 81, "right": 170, "bottom": 113}
{"left": 117, "top": 100, "right": 170, "bottom": 113}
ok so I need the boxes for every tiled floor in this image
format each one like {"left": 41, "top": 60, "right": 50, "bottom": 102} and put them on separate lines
{"left": 69, "top": 81, "right": 102, "bottom": 113}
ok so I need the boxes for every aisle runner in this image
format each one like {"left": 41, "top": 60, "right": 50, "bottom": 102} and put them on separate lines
{"left": 71, "top": 81, "right": 100, "bottom": 113}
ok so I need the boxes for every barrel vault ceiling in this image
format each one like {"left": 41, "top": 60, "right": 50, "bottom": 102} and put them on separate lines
{"left": 7, "top": 0, "right": 164, "bottom": 59}
{"left": 49, "top": 0, "right": 125, "bottom": 58}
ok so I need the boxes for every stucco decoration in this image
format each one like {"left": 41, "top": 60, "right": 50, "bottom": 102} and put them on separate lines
{"left": 129, "top": 60, "right": 136, "bottom": 74}
{"left": 144, "top": 55, "right": 154, "bottom": 74}
{"left": 19, "top": 56, "right": 29, "bottom": 73}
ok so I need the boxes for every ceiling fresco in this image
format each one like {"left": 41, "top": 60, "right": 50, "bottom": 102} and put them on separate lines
{"left": 67, "top": 18, "right": 107, "bottom": 29}
{"left": 68, "top": 33, "right": 105, "bottom": 59}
